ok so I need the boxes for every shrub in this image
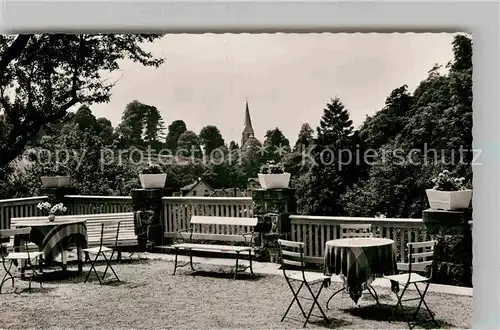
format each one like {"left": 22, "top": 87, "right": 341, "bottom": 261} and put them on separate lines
{"left": 141, "top": 162, "right": 163, "bottom": 174}
{"left": 431, "top": 170, "right": 466, "bottom": 191}
{"left": 259, "top": 161, "right": 284, "bottom": 174}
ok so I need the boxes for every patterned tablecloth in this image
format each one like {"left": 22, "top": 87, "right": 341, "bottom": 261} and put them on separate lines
{"left": 324, "top": 238, "right": 397, "bottom": 303}
{"left": 14, "top": 220, "right": 88, "bottom": 264}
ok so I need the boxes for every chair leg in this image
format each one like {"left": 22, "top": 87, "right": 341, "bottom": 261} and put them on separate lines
{"left": 326, "top": 287, "right": 345, "bottom": 310}
{"left": 234, "top": 252, "right": 240, "bottom": 280}
{"left": 173, "top": 248, "right": 179, "bottom": 275}
{"left": 367, "top": 285, "right": 381, "bottom": 308}
{"left": 389, "top": 282, "right": 410, "bottom": 325}
{"left": 102, "top": 252, "right": 120, "bottom": 282}
{"left": 303, "top": 281, "right": 329, "bottom": 327}
{"left": 413, "top": 282, "right": 439, "bottom": 327}
{"left": 84, "top": 253, "right": 101, "bottom": 284}
{"left": 248, "top": 249, "right": 255, "bottom": 275}
{"left": 282, "top": 281, "right": 307, "bottom": 322}
{"left": 0, "top": 260, "right": 15, "bottom": 294}
{"left": 102, "top": 250, "right": 116, "bottom": 279}
{"left": 188, "top": 249, "right": 195, "bottom": 271}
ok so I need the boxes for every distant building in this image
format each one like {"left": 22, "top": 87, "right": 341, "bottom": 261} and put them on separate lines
{"left": 240, "top": 101, "right": 261, "bottom": 150}
{"left": 180, "top": 178, "right": 214, "bottom": 197}
{"left": 210, "top": 188, "right": 246, "bottom": 197}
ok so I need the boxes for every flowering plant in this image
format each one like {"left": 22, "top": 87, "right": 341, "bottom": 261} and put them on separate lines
{"left": 259, "top": 161, "right": 284, "bottom": 174}
{"left": 41, "top": 163, "right": 69, "bottom": 176}
{"left": 431, "top": 170, "right": 466, "bottom": 191}
{"left": 37, "top": 202, "right": 68, "bottom": 215}
{"left": 141, "top": 162, "right": 163, "bottom": 174}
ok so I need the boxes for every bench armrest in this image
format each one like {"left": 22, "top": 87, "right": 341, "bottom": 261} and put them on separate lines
{"left": 240, "top": 232, "right": 256, "bottom": 245}
{"left": 175, "top": 228, "right": 193, "bottom": 242}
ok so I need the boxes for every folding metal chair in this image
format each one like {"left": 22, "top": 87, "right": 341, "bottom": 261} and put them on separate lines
{"left": 83, "top": 221, "right": 121, "bottom": 284}
{"left": 325, "top": 223, "right": 379, "bottom": 309}
{"left": 0, "top": 228, "right": 44, "bottom": 293}
{"left": 384, "top": 240, "right": 439, "bottom": 329}
{"left": 278, "top": 239, "right": 330, "bottom": 328}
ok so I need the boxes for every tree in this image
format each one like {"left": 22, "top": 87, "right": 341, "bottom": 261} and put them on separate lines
{"left": 177, "top": 130, "right": 201, "bottom": 157}
{"left": 293, "top": 123, "right": 314, "bottom": 152}
{"left": 344, "top": 34, "right": 473, "bottom": 218}
{"left": 165, "top": 120, "right": 187, "bottom": 153}
{"left": 115, "top": 100, "right": 165, "bottom": 151}
{"left": 116, "top": 100, "right": 147, "bottom": 148}
{"left": 296, "top": 97, "right": 356, "bottom": 216}
{"left": 241, "top": 138, "right": 264, "bottom": 180}
{"left": 316, "top": 97, "right": 353, "bottom": 147}
{"left": 262, "top": 127, "right": 291, "bottom": 163}
{"left": 228, "top": 141, "right": 239, "bottom": 150}
{"left": 24, "top": 108, "right": 140, "bottom": 196}
{"left": 143, "top": 105, "right": 166, "bottom": 151}
{"left": 199, "top": 125, "right": 225, "bottom": 156}
{"left": 0, "top": 34, "right": 164, "bottom": 168}
{"left": 359, "top": 85, "right": 412, "bottom": 150}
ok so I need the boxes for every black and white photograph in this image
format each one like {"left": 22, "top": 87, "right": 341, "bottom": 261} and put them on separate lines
{"left": 0, "top": 32, "right": 473, "bottom": 329}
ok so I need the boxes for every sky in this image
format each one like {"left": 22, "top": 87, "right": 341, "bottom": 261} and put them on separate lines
{"left": 89, "top": 33, "right": 457, "bottom": 146}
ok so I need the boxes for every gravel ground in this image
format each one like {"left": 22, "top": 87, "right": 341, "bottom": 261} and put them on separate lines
{"left": 0, "top": 258, "right": 471, "bottom": 329}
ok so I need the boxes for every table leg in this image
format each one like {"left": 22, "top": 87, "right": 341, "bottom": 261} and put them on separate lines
{"left": 61, "top": 250, "right": 67, "bottom": 272}
{"left": 18, "top": 238, "right": 26, "bottom": 280}
{"left": 77, "top": 245, "right": 83, "bottom": 273}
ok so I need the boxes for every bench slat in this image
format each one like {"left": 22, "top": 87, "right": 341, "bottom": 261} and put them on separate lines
{"left": 190, "top": 216, "right": 257, "bottom": 227}
{"left": 172, "top": 243, "right": 252, "bottom": 252}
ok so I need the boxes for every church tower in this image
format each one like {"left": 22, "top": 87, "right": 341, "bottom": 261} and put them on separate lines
{"left": 241, "top": 100, "right": 255, "bottom": 147}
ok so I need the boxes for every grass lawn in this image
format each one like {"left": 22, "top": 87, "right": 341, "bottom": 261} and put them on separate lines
{"left": 0, "top": 257, "right": 471, "bottom": 329}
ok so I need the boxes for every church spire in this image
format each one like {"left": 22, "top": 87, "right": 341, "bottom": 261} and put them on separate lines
{"left": 244, "top": 100, "right": 253, "bottom": 132}
{"left": 241, "top": 100, "right": 255, "bottom": 147}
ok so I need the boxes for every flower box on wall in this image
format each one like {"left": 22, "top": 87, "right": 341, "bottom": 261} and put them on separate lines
{"left": 139, "top": 174, "right": 167, "bottom": 189}
{"left": 426, "top": 189, "right": 473, "bottom": 211}
{"left": 258, "top": 173, "right": 291, "bottom": 190}
{"left": 41, "top": 176, "right": 70, "bottom": 188}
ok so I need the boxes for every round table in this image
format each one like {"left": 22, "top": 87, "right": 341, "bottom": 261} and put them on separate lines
{"left": 14, "top": 219, "right": 88, "bottom": 274}
{"left": 324, "top": 237, "right": 397, "bottom": 304}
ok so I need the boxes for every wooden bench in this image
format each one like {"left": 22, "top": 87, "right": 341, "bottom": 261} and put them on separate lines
{"left": 7, "top": 212, "right": 137, "bottom": 261}
{"left": 171, "top": 215, "right": 258, "bottom": 279}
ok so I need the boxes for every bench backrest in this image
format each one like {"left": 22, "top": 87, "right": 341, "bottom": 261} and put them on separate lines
{"left": 190, "top": 216, "right": 258, "bottom": 227}
{"left": 186, "top": 216, "right": 258, "bottom": 243}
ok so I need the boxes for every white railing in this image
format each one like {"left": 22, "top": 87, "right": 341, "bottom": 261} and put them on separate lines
{"left": 65, "top": 195, "right": 133, "bottom": 215}
{"left": 162, "top": 197, "right": 254, "bottom": 237}
{"left": 0, "top": 196, "right": 49, "bottom": 229}
{"left": 290, "top": 215, "right": 432, "bottom": 265}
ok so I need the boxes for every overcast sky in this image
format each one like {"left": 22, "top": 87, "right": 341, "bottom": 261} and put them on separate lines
{"left": 89, "top": 33, "right": 456, "bottom": 145}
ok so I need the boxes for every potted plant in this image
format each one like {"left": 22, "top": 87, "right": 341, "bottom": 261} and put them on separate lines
{"left": 257, "top": 161, "right": 291, "bottom": 189}
{"left": 40, "top": 164, "right": 70, "bottom": 188}
{"left": 37, "top": 202, "right": 68, "bottom": 222}
{"left": 140, "top": 162, "right": 167, "bottom": 188}
{"left": 426, "top": 170, "right": 472, "bottom": 210}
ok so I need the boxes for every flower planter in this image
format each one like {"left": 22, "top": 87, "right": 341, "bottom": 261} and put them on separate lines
{"left": 41, "top": 176, "right": 70, "bottom": 188}
{"left": 257, "top": 173, "right": 291, "bottom": 189}
{"left": 139, "top": 173, "right": 167, "bottom": 189}
{"left": 426, "top": 189, "right": 472, "bottom": 210}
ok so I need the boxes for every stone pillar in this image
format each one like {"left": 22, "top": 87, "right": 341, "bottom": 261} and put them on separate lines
{"left": 422, "top": 208, "right": 472, "bottom": 287}
{"left": 251, "top": 188, "right": 296, "bottom": 262}
{"left": 131, "top": 188, "right": 171, "bottom": 251}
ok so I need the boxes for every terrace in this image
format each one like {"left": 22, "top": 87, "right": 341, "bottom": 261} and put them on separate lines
{"left": 0, "top": 194, "right": 473, "bottom": 329}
